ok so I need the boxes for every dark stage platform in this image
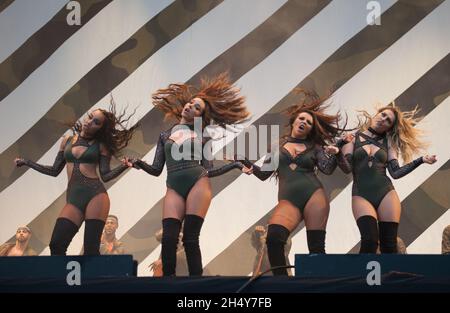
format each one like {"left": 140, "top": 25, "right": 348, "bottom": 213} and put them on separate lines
{"left": 1, "top": 274, "right": 450, "bottom": 293}
{"left": 1, "top": 255, "right": 449, "bottom": 293}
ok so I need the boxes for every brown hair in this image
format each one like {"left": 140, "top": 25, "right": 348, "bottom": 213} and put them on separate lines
{"left": 284, "top": 89, "right": 345, "bottom": 146}
{"left": 152, "top": 72, "right": 250, "bottom": 128}
{"left": 266, "top": 89, "right": 345, "bottom": 182}
{"left": 74, "top": 97, "right": 138, "bottom": 156}
{"left": 358, "top": 103, "right": 426, "bottom": 162}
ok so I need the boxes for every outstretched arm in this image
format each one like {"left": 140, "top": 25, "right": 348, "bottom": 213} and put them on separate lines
{"left": 238, "top": 154, "right": 275, "bottom": 181}
{"left": 134, "top": 132, "right": 166, "bottom": 176}
{"left": 202, "top": 158, "right": 244, "bottom": 178}
{"left": 387, "top": 158, "right": 424, "bottom": 179}
{"left": 386, "top": 136, "right": 436, "bottom": 179}
{"left": 14, "top": 135, "right": 68, "bottom": 177}
{"left": 98, "top": 144, "right": 129, "bottom": 182}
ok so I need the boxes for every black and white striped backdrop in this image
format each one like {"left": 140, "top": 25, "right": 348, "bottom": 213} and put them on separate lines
{"left": 0, "top": 0, "right": 449, "bottom": 276}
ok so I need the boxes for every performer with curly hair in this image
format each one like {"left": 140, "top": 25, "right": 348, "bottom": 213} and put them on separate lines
{"left": 337, "top": 104, "right": 437, "bottom": 253}
{"left": 239, "top": 90, "right": 345, "bottom": 275}
{"left": 131, "top": 73, "right": 250, "bottom": 276}
{"left": 15, "top": 100, "right": 137, "bottom": 255}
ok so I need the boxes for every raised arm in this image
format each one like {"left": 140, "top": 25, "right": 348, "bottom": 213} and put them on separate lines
{"left": 133, "top": 131, "right": 166, "bottom": 176}
{"left": 14, "top": 135, "right": 69, "bottom": 177}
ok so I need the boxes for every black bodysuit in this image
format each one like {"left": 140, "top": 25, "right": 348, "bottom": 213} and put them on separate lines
{"left": 23, "top": 135, "right": 129, "bottom": 213}
{"left": 135, "top": 124, "right": 243, "bottom": 199}
{"left": 241, "top": 137, "right": 338, "bottom": 213}
{"left": 338, "top": 131, "right": 424, "bottom": 209}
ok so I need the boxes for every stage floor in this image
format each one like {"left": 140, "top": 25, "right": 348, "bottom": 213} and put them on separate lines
{"left": 1, "top": 272, "right": 450, "bottom": 293}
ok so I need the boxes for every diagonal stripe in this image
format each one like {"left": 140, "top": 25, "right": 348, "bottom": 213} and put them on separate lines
{"left": 0, "top": 0, "right": 114, "bottom": 101}
{"left": 399, "top": 161, "right": 450, "bottom": 247}
{"left": 54, "top": 0, "right": 293, "bottom": 257}
{"left": 0, "top": 0, "right": 175, "bottom": 152}
{"left": 0, "top": 0, "right": 290, "bottom": 248}
{"left": 112, "top": 0, "right": 340, "bottom": 262}
{"left": 126, "top": 0, "right": 400, "bottom": 265}
{"left": 2, "top": 0, "right": 326, "bottom": 194}
{"left": 0, "top": 0, "right": 14, "bottom": 14}
{"left": 0, "top": 0, "right": 221, "bottom": 192}
{"left": 205, "top": 12, "right": 450, "bottom": 275}
{"left": 407, "top": 207, "right": 450, "bottom": 254}
{"left": 302, "top": 0, "right": 450, "bottom": 255}
{"left": 0, "top": 0, "right": 67, "bottom": 63}
{"left": 210, "top": 70, "right": 450, "bottom": 274}
{"left": 198, "top": 0, "right": 449, "bottom": 274}
{"left": 348, "top": 160, "right": 450, "bottom": 253}
{"left": 319, "top": 97, "right": 450, "bottom": 257}
{"left": 330, "top": 49, "right": 449, "bottom": 254}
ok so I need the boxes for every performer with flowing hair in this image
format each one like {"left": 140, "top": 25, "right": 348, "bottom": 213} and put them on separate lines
{"left": 239, "top": 90, "right": 345, "bottom": 275}
{"left": 337, "top": 104, "right": 437, "bottom": 253}
{"left": 130, "top": 73, "right": 250, "bottom": 276}
{"left": 15, "top": 100, "right": 137, "bottom": 255}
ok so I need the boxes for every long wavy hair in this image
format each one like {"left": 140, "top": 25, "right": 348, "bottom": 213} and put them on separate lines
{"left": 358, "top": 103, "right": 426, "bottom": 162}
{"left": 73, "top": 97, "right": 138, "bottom": 157}
{"left": 283, "top": 89, "right": 346, "bottom": 146}
{"left": 264, "top": 89, "right": 346, "bottom": 181}
{"left": 152, "top": 72, "right": 250, "bottom": 128}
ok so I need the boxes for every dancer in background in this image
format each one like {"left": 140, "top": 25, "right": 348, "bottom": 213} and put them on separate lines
{"left": 100, "top": 215, "right": 125, "bottom": 255}
{"left": 0, "top": 226, "right": 36, "bottom": 256}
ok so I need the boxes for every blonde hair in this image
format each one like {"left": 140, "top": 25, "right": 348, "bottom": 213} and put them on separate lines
{"left": 152, "top": 73, "right": 250, "bottom": 128}
{"left": 358, "top": 103, "right": 427, "bottom": 162}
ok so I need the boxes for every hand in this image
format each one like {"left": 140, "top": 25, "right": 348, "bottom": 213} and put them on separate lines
{"left": 149, "top": 259, "right": 162, "bottom": 270}
{"left": 255, "top": 226, "right": 265, "bottom": 233}
{"left": 342, "top": 132, "right": 355, "bottom": 143}
{"left": 121, "top": 157, "right": 136, "bottom": 167}
{"left": 324, "top": 145, "right": 339, "bottom": 155}
{"left": 422, "top": 155, "right": 437, "bottom": 164}
{"left": 242, "top": 165, "right": 253, "bottom": 175}
{"left": 14, "top": 157, "right": 26, "bottom": 167}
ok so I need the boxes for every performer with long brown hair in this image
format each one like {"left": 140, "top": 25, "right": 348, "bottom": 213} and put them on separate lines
{"left": 15, "top": 100, "right": 137, "bottom": 255}
{"left": 337, "top": 104, "right": 437, "bottom": 253}
{"left": 239, "top": 90, "right": 345, "bottom": 275}
{"left": 130, "top": 73, "right": 250, "bottom": 276}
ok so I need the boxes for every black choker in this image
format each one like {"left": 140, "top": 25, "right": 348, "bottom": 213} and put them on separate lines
{"left": 368, "top": 127, "right": 385, "bottom": 137}
{"left": 287, "top": 136, "right": 309, "bottom": 144}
